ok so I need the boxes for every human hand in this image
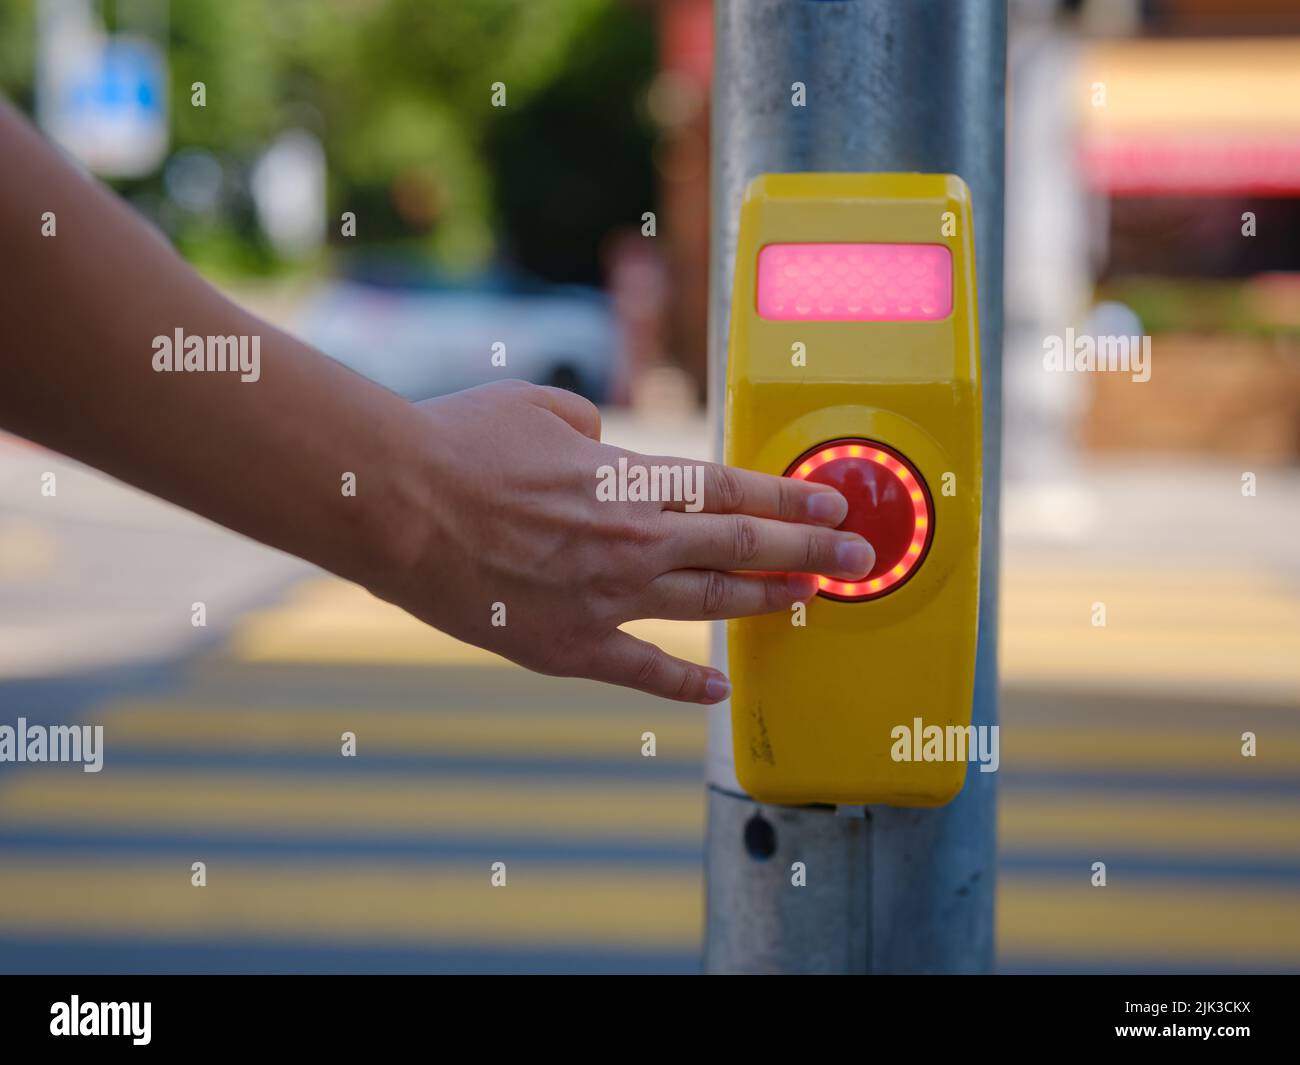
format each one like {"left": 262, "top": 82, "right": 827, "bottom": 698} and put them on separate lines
{"left": 375, "top": 380, "right": 874, "bottom": 704}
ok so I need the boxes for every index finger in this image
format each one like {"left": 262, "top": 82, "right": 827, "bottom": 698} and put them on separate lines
{"left": 654, "top": 459, "right": 848, "bottom": 526}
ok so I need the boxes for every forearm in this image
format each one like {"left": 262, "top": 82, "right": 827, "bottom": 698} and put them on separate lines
{"left": 0, "top": 102, "right": 430, "bottom": 592}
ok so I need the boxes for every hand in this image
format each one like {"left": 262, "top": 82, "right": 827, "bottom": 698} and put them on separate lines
{"left": 376, "top": 380, "right": 875, "bottom": 704}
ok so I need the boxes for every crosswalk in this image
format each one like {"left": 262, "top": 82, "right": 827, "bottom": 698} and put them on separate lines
{"left": 0, "top": 562, "right": 1297, "bottom": 973}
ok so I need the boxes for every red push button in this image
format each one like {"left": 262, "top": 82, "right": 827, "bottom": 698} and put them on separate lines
{"left": 785, "top": 438, "right": 933, "bottom": 601}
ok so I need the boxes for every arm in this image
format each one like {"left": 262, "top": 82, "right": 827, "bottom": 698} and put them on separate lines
{"left": 0, "top": 102, "right": 874, "bottom": 703}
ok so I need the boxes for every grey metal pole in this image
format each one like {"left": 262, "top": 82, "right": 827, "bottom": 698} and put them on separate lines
{"left": 704, "top": 0, "right": 1006, "bottom": 974}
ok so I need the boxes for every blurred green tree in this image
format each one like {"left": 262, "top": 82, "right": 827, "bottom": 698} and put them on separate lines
{"left": 0, "top": 0, "right": 655, "bottom": 282}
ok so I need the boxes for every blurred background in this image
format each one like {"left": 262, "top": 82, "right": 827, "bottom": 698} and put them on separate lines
{"left": 0, "top": 0, "right": 1297, "bottom": 973}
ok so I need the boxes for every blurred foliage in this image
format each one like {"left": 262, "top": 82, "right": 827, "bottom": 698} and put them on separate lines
{"left": 485, "top": 2, "right": 656, "bottom": 283}
{"left": 0, "top": 0, "right": 655, "bottom": 282}
{"left": 0, "top": 0, "right": 35, "bottom": 108}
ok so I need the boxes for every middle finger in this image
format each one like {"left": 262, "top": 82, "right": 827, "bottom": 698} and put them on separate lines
{"left": 660, "top": 511, "right": 875, "bottom": 580}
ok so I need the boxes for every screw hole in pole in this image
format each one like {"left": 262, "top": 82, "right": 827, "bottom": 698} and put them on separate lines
{"left": 743, "top": 813, "right": 777, "bottom": 860}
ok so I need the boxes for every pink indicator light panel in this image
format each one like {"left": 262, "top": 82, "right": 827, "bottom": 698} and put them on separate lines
{"left": 756, "top": 242, "right": 952, "bottom": 322}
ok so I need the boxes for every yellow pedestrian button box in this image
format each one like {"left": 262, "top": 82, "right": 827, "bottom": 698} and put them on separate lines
{"left": 725, "top": 172, "right": 982, "bottom": 807}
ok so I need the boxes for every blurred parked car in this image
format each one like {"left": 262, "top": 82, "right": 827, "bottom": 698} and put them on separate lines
{"left": 297, "top": 259, "right": 622, "bottom": 402}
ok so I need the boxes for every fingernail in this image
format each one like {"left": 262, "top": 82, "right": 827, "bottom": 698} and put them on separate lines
{"left": 786, "top": 573, "right": 818, "bottom": 599}
{"left": 704, "top": 675, "right": 731, "bottom": 702}
{"left": 836, "top": 538, "right": 874, "bottom": 577}
{"left": 806, "top": 490, "right": 848, "bottom": 525}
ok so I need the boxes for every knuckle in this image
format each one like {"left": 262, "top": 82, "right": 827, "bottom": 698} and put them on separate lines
{"left": 712, "top": 465, "right": 745, "bottom": 513}
{"left": 764, "top": 575, "right": 788, "bottom": 611}
{"left": 805, "top": 529, "right": 829, "bottom": 571}
{"left": 701, "top": 570, "right": 728, "bottom": 616}
{"left": 591, "top": 565, "right": 639, "bottom": 604}
{"left": 731, "top": 517, "right": 760, "bottom": 564}
{"left": 635, "top": 644, "right": 664, "bottom": 688}
{"left": 496, "top": 378, "right": 534, "bottom": 399}
{"left": 672, "top": 665, "right": 696, "bottom": 702}
{"left": 599, "top": 521, "right": 661, "bottom": 587}
{"left": 605, "top": 512, "right": 661, "bottom": 553}
{"left": 776, "top": 477, "right": 800, "bottom": 522}
{"left": 626, "top": 513, "right": 665, "bottom": 550}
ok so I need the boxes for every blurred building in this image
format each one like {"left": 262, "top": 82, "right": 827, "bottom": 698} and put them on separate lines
{"left": 1019, "top": 1, "right": 1300, "bottom": 465}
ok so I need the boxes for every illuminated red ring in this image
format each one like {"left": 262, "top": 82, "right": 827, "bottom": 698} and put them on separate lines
{"left": 784, "top": 438, "right": 934, "bottom": 602}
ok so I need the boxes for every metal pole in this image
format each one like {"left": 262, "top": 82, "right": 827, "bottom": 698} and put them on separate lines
{"left": 704, "top": 0, "right": 1006, "bottom": 974}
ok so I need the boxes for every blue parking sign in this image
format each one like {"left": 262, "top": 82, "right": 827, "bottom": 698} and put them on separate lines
{"left": 44, "top": 34, "right": 168, "bottom": 177}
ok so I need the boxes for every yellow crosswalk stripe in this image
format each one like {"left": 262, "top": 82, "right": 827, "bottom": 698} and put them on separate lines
{"left": 1001, "top": 565, "right": 1300, "bottom": 692}
{"left": 1005, "top": 727, "right": 1300, "bottom": 777}
{"left": 225, "top": 568, "right": 1300, "bottom": 694}
{"left": 5, "top": 769, "right": 1298, "bottom": 860}
{"left": 98, "top": 703, "right": 708, "bottom": 760}
{"left": 0, "top": 772, "right": 706, "bottom": 840}
{"left": 1002, "top": 569, "right": 1300, "bottom": 616}
{"left": 999, "top": 876, "right": 1300, "bottom": 964}
{"left": 1000, "top": 791, "right": 1300, "bottom": 858}
{"left": 0, "top": 857, "right": 1293, "bottom": 963}
{"left": 91, "top": 701, "right": 1299, "bottom": 774}
{"left": 0, "top": 860, "right": 703, "bottom": 949}
{"left": 1003, "top": 634, "right": 1300, "bottom": 691}
{"left": 228, "top": 579, "right": 708, "bottom": 667}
